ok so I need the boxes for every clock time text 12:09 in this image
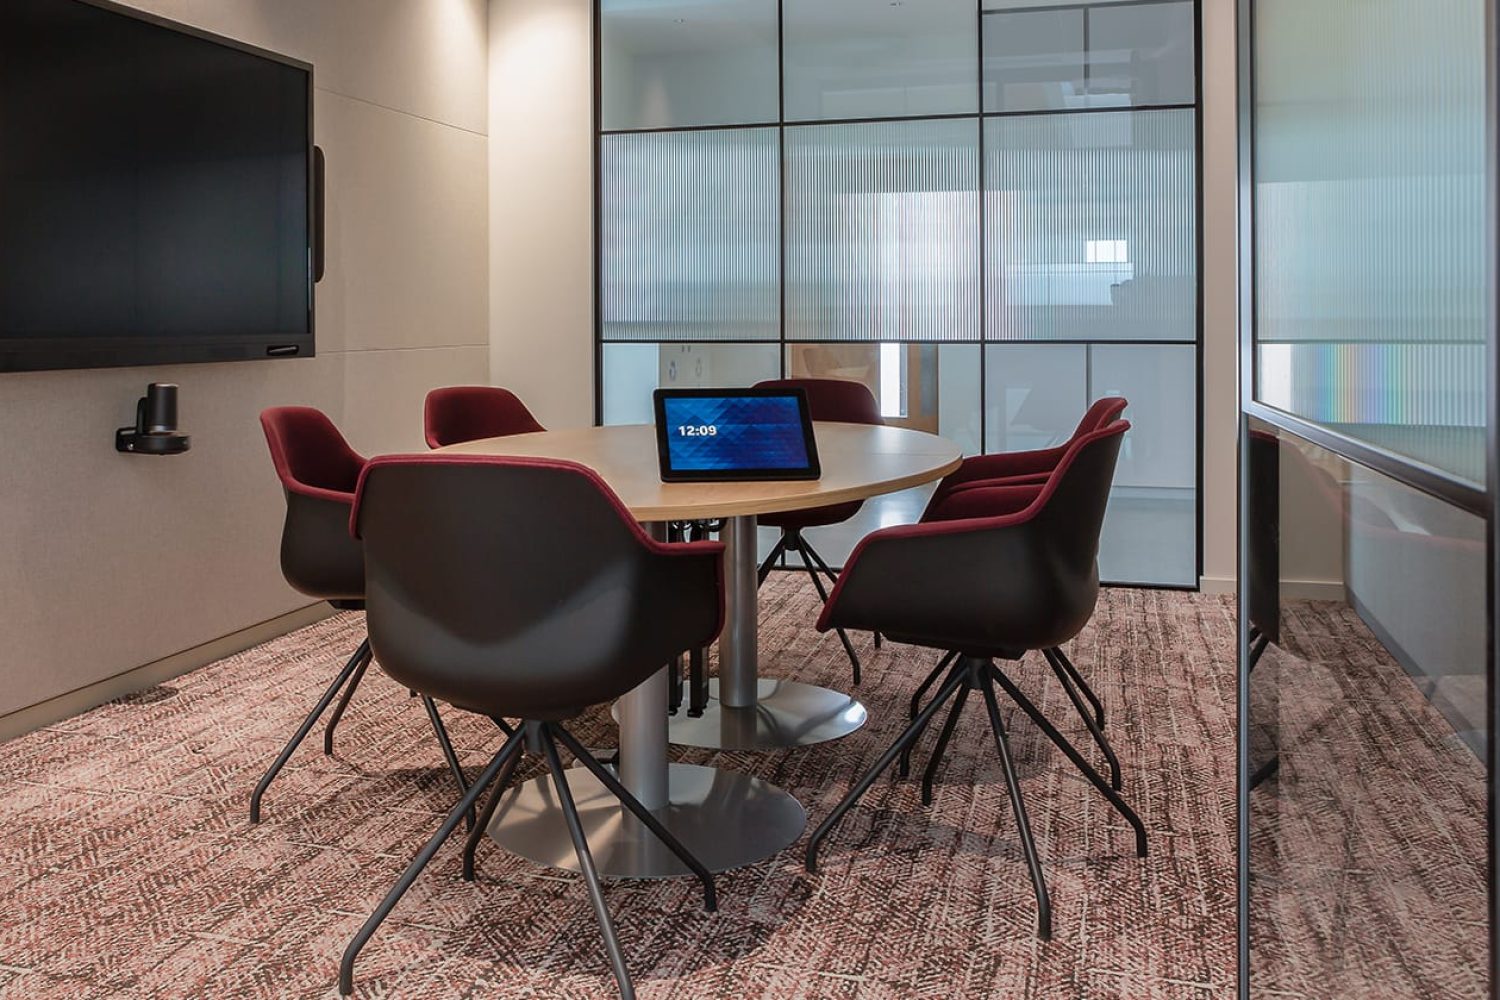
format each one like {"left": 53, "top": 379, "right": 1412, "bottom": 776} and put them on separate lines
{"left": 677, "top": 424, "right": 718, "bottom": 437}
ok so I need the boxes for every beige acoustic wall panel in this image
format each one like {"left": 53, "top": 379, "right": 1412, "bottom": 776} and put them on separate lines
{"left": 0, "top": 0, "right": 490, "bottom": 720}
{"left": 488, "top": 0, "right": 595, "bottom": 430}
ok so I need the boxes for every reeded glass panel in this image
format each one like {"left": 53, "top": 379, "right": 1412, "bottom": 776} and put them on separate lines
{"left": 782, "top": 0, "right": 978, "bottom": 121}
{"left": 985, "top": 108, "right": 1196, "bottom": 342}
{"left": 1253, "top": 0, "right": 1487, "bottom": 486}
{"left": 785, "top": 118, "right": 980, "bottom": 342}
{"left": 1245, "top": 420, "right": 1489, "bottom": 999}
{"left": 601, "top": 0, "right": 778, "bottom": 130}
{"left": 601, "top": 128, "right": 779, "bottom": 341}
{"left": 602, "top": 342, "right": 781, "bottom": 425}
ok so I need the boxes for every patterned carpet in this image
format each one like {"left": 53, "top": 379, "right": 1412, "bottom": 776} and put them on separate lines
{"left": 0, "top": 577, "right": 1237, "bottom": 999}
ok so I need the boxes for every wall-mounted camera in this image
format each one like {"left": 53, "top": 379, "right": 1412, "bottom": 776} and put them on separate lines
{"left": 116, "top": 383, "right": 191, "bottom": 455}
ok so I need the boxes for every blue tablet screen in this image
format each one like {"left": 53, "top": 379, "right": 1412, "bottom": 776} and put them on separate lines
{"left": 660, "top": 393, "right": 811, "bottom": 472}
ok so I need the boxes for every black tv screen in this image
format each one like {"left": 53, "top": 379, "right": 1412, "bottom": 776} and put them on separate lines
{"left": 0, "top": 0, "right": 314, "bottom": 373}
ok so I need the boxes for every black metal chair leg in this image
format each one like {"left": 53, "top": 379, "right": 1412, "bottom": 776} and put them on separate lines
{"left": 322, "top": 654, "right": 371, "bottom": 756}
{"left": 422, "top": 696, "right": 476, "bottom": 831}
{"left": 552, "top": 726, "right": 717, "bottom": 912}
{"left": 1248, "top": 755, "right": 1279, "bottom": 790}
{"left": 540, "top": 734, "right": 636, "bottom": 1000}
{"left": 990, "top": 665, "right": 1148, "bottom": 858}
{"left": 798, "top": 535, "right": 843, "bottom": 588}
{"left": 873, "top": 632, "right": 882, "bottom": 649}
{"left": 1247, "top": 632, "right": 1269, "bottom": 672}
{"left": 899, "top": 650, "right": 958, "bottom": 778}
{"left": 1043, "top": 648, "right": 1122, "bottom": 791}
{"left": 250, "top": 638, "right": 371, "bottom": 824}
{"left": 977, "top": 664, "right": 1053, "bottom": 941}
{"left": 757, "top": 534, "right": 788, "bottom": 585}
{"left": 805, "top": 663, "right": 969, "bottom": 873}
{"left": 461, "top": 744, "right": 526, "bottom": 881}
{"left": 340, "top": 733, "right": 522, "bottom": 996}
{"left": 488, "top": 715, "right": 517, "bottom": 737}
{"left": 795, "top": 535, "right": 861, "bottom": 686}
{"left": 668, "top": 652, "right": 684, "bottom": 715}
{"left": 920, "top": 684, "right": 972, "bottom": 807}
{"left": 687, "top": 644, "right": 708, "bottom": 717}
{"left": 1047, "top": 646, "right": 1104, "bottom": 730}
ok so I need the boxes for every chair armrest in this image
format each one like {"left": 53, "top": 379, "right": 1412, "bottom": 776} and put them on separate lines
{"left": 643, "top": 541, "right": 727, "bottom": 651}
{"left": 936, "top": 446, "right": 1066, "bottom": 493}
{"left": 923, "top": 482, "right": 1043, "bottom": 522}
{"left": 817, "top": 506, "right": 1040, "bottom": 637}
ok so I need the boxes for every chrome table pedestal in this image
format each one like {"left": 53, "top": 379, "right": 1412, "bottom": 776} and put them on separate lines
{"left": 486, "top": 521, "right": 807, "bottom": 878}
{"left": 667, "top": 514, "right": 868, "bottom": 751}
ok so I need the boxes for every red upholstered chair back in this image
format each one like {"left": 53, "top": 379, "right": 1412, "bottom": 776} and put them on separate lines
{"left": 754, "top": 378, "right": 883, "bottom": 426}
{"left": 424, "top": 386, "right": 545, "bottom": 449}
{"left": 259, "top": 406, "right": 366, "bottom": 601}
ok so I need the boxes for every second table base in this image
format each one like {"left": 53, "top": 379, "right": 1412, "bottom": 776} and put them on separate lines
{"left": 665, "top": 678, "right": 868, "bottom": 751}
{"left": 485, "top": 762, "right": 805, "bottom": 878}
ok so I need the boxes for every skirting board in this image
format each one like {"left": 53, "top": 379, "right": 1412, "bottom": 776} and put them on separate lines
{"left": 0, "top": 603, "right": 334, "bottom": 743}
{"left": 1199, "top": 574, "right": 1346, "bottom": 602}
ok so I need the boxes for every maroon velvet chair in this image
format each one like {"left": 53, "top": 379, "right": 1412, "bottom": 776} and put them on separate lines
{"left": 423, "top": 385, "right": 544, "bottom": 449}
{"left": 922, "top": 395, "right": 1127, "bottom": 517}
{"left": 900, "top": 396, "right": 1131, "bottom": 785}
{"left": 340, "top": 455, "right": 724, "bottom": 999}
{"left": 753, "top": 377, "right": 884, "bottom": 684}
{"left": 803, "top": 419, "right": 1148, "bottom": 940}
{"left": 252, "top": 407, "right": 476, "bottom": 825}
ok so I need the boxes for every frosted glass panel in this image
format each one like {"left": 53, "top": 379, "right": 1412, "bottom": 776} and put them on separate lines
{"left": 985, "top": 109, "right": 1196, "bottom": 341}
{"left": 786, "top": 118, "right": 980, "bottom": 342}
{"left": 983, "top": 344, "right": 1087, "bottom": 453}
{"left": 1088, "top": 2, "right": 1196, "bottom": 107}
{"left": 602, "top": 343, "right": 780, "bottom": 425}
{"left": 983, "top": 2, "right": 1193, "bottom": 112}
{"left": 984, "top": 343, "right": 1192, "bottom": 585}
{"left": 783, "top": 0, "right": 977, "bottom": 121}
{"left": 982, "top": 9, "right": 1085, "bottom": 114}
{"left": 1253, "top": 0, "right": 1487, "bottom": 486}
{"left": 601, "top": 0, "right": 778, "bottom": 129}
{"left": 1091, "top": 344, "right": 1195, "bottom": 489}
{"left": 602, "top": 128, "right": 779, "bottom": 341}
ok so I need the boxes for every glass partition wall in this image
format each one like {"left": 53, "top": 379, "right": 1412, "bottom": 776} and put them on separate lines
{"left": 596, "top": 0, "right": 1203, "bottom": 587}
{"left": 1238, "top": 0, "right": 1497, "bottom": 997}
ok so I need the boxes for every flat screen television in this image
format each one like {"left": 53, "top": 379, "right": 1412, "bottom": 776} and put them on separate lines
{"left": 0, "top": 0, "right": 316, "bottom": 373}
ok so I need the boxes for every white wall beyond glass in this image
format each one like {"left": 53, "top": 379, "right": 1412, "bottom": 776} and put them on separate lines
{"left": 598, "top": 0, "right": 1201, "bottom": 586}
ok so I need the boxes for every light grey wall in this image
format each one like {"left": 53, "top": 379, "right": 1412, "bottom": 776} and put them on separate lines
{"left": 0, "top": 0, "right": 490, "bottom": 719}
{"left": 488, "top": 0, "right": 595, "bottom": 430}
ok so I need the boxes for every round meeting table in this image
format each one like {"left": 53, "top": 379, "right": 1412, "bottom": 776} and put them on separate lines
{"left": 437, "top": 421, "right": 962, "bottom": 877}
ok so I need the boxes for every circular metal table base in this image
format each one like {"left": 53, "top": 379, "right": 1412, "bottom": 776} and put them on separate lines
{"left": 485, "top": 762, "right": 806, "bottom": 878}
{"left": 664, "top": 678, "right": 868, "bottom": 751}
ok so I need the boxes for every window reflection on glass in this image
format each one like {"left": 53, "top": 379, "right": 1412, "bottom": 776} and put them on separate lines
{"left": 1245, "top": 420, "right": 1488, "bottom": 998}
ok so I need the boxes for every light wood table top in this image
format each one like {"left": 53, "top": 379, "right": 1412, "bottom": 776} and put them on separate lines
{"left": 436, "top": 422, "right": 963, "bottom": 522}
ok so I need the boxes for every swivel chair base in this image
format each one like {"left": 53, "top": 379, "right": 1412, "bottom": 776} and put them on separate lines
{"left": 341, "top": 722, "right": 717, "bottom": 1000}
{"left": 806, "top": 655, "right": 1148, "bottom": 941}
